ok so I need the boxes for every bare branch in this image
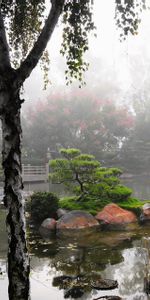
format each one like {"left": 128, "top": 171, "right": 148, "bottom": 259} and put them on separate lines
{"left": 16, "top": 0, "right": 65, "bottom": 86}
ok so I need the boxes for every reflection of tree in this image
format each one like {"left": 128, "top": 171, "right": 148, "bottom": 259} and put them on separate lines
{"left": 102, "top": 247, "right": 147, "bottom": 298}
{"left": 28, "top": 230, "right": 135, "bottom": 277}
{"left": 26, "top": 228, "right": 150, "bottom": 299}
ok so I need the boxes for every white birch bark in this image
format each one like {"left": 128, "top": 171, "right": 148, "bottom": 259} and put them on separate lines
{"left": 0, "top": 1, "right": 65, "bottom": 299}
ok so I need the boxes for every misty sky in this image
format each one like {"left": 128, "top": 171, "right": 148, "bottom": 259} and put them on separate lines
{"left": 24, "top": 0, "right": 150, "bottom": 108}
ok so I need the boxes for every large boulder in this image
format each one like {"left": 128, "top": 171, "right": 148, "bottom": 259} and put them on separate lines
{"left": 96, "top": 203, "right": 137, "bottom": 230}
{"left": 39, "top": 218, "right": 56, "bottom": 237}
{"left": 56, "top": 210, "right": 99, "bottom": 236}
{"left": 140, "top": 203, "right": 150, "bottom": 223}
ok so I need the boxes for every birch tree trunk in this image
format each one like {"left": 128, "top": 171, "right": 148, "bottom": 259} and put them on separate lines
{"left": 0, "top": 1, "right": 64, "bottom": 299}
{"left": 1, "top": 88, "right": 30, "bottom": 300}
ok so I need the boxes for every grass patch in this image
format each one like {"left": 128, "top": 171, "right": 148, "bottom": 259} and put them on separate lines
{"left": 59, "top": 196, "right": 150, "bottom": 217}
{"left": 118, "top": 197, "right": 150, "bottom": 216}
{"left": 59, "top": 196, "right": 111, "bottom": 215}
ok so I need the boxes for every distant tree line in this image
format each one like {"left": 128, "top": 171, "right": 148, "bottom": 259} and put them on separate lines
{"left": 120, "top": 97, "right": 150, "bottom": 173}
{"left": 21, "top": 91, "right": 133, "bottom": 166}
{"left": 0, "top": 90, "right": 145, "bottom": 173}
{"left": 20, "top": 91, "right": 150, "bottom": 174}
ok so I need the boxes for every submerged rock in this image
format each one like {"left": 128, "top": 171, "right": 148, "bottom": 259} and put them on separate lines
{"left": 57, "top": 208, "right": 68, "bottom": 218}
{"left": 56, "top": 210, "right": 99, "bottom": 236}
{"left": 96, "top": 203, "right": 137, "bottom": 230}
{"left": 64, "top": 287, "right": 84, "bottom": 298}
{"left": 140, "top": 203, "right": 150, "bottom": 223}
{"left": 39, "top": 218, "right": 56, "bottom": 236}
{"left": 91, "top": 278, "right": 118, "bottom": 290}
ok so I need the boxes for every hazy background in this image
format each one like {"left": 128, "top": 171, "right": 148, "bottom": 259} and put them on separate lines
{"left": 18, "top": 0, "right": 150, "bottom": 176}
{"left": 24, "top": 0, "right": 150, "bottom": 104}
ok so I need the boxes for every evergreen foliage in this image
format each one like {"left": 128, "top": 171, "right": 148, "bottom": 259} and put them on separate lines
{"left": 49, "top": 148, "right": 132, "bottom": 204}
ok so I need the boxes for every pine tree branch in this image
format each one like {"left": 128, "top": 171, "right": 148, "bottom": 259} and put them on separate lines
{"left": 16, "top": 0, "right": 65, "bottom": 86}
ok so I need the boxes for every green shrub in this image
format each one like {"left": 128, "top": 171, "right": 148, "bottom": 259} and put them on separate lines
{"left": 29, "top": 192, "right": 59, "bottom": 224}
{"left": 108, "top": 185, "right": 132, "bottom": 202}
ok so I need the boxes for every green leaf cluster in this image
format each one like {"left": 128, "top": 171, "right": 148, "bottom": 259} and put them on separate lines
{"left": 2, "top": 0, "right": 46, "bottom": 65}
{"left": 115, "top": 0, "right": 147, "bottom": 40}
{"left": 2, "top": 1, "right": 95, "bottom": 86}
{"left": 61, "top": 0, "right": 95, "bottom": 85}
{"left": 107, "top": 185, "right": 132, "bottom": 202}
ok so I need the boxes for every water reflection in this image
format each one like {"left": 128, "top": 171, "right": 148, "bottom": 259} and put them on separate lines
{"left": 29, "top": 230, "right": 135, "bottom": 275}
{"left": 27, "top": 227, "right": 150, "bottom": 299}
{"left": 102, "top": 245, "right": 147, "bottom": 299}
{"left": 23, "top": 175, "right": 150, "bottom": 200}
{"left": 1, "top": 208, "right": 150, "bottom": 299}
{"left": 0, "top": 174, "right": 150, "bottom": 200}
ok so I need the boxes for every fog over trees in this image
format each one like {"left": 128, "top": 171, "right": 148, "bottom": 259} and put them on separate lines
{"left": 21, "top": 0, "right": 150, "bottom": 174}
{"left": 22, "top": 90, "right": 133, "bottom": 166}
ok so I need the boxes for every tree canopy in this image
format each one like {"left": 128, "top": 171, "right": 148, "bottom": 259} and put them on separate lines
{"left": 0, "top": 0, "right": 146, "bottom": 85}
{"left": 1, "top": 0, "right": 96, "bottom": 85}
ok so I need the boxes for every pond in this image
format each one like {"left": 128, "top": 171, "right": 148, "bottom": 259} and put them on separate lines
{"left": 1, "top": 209, "right": 150, "bottom": 300}
{"left": 0, "top": 174, "right": 149, "bottom": 200}
{"left": 121, "top": 175, "right": 150, "bottom": 200}
{"left": 24, "top": 175, "right": 150, "bottom": 200}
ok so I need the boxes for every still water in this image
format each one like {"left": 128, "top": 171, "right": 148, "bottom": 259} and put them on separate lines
{"left": 1, "top": 207, "right": 150, "bottom": 300}
{"left": 23, "top": 175, "right": 150, "bottom": 200}
{"left": 122, "top": 176, "right": 150, "bottom": 200}
{"left": 0, "top": 175, "right": 149, "bottom": 199}
{"left": 1, "top": 176, "right": 150, "bottom": 299}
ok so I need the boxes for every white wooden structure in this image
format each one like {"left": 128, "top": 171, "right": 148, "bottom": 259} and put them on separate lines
{"left": 22, "top": 164, "right": 49, "bottom": 182}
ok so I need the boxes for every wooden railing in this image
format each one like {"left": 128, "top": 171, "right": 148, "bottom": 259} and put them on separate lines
{"left": 22, "top": 164, "right": 49, "bottom": 182}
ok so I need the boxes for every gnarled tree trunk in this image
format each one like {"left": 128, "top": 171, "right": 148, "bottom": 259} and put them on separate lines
{"left": 1, "top": 88, "right": 30, "bottom": 300}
